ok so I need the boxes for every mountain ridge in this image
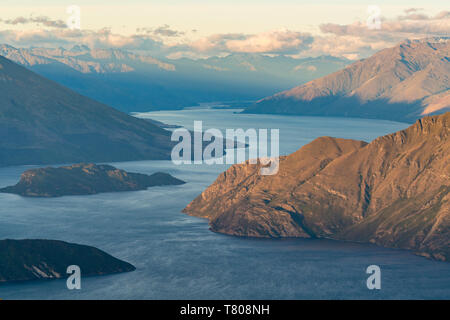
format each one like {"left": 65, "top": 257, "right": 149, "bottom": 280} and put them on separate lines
{"left": 244, "top": 37, "right": 450, "bottom": 122}
{"left": 0, "top": 55, "right": 175, "bottom": 167}
{"left": 183, "top": 112, "right": 450, "bottom": 261}
{"left": 0, "top": 44, "right": 351, "bottom": 112}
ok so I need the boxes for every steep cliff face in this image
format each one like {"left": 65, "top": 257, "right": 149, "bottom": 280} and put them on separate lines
{"left": 184, "top": 112, "right": 450, "bottom": 261}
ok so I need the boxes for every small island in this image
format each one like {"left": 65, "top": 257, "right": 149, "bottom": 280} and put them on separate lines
{"left": 0, "top": 163, "right": 186, "bottom": 197}
{"left": 0, "top": 239, "right": 135, "bottom": 283}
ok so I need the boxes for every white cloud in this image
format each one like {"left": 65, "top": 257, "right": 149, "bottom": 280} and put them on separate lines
{"left": 0, "top": 28, "right": 164, "bottom": 51}
{"left": 1, "top": 15, "right": 67, "bottom": 28}
{"left": 301, "top": 9, "right": 450, "bottom": 59}
{"left": 169, "top": 30, "right": 314, "bottom": 58}
{"left": 136, "top": 25, "right": 185, "bottom": 38}
{"left": 225, "top": 30, "right": 313, "bottom": 54}
{"left": 0, "top": 9, "right": 448, "bottom": 60}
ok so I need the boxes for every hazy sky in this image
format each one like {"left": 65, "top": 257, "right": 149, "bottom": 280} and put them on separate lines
{"left": 0, "top": 0, "right": 448, "bottom": 59}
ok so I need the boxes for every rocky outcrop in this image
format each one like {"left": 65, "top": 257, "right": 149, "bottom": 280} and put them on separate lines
{"left": 245, "top": 38, "right": 450, "bottom": 122}
{"left": 184, "top": 112, "right": 450, "bottom": 261}
{"left": 0, "top": 163, "right": 185, "bottom": 197}
{"left": 0, "top": 239, "right": 135, "bottom": 283}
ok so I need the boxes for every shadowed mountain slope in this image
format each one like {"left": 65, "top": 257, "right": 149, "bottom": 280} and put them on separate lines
{"left": 0, "top": 44, "right": 351, "bottom": 112}
{"left": 245, "top": 38, "right": 450, "bottom": 122}
{"left": 0, "top": 55, "right": 175, "bottom": 167}
{"left": 0, "top": 239, "right": 135, "bottom": 283}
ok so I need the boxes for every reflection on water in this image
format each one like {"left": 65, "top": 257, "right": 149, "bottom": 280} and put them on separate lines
{"left": 1, "top": 109, "right": 449, "bottom": 299}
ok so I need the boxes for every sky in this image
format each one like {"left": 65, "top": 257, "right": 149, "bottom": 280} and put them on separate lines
{"left": 0, "top": 0, "right": 448, "bottom": 59}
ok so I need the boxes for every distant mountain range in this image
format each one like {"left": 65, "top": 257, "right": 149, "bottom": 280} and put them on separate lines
{"left": 0, "top": 44, "right": 350, "bottom": 112}
{"left": 184, "top": 112, "right": 450, "bottom": 261}
{"left": 245, "top": 38, "right": 450, "bottom": 122}
{"left": 0, "top": 55, "right": 175, "bottom": 167}
{"left": 0, "top": 44, "right": 175, "bottom": 73}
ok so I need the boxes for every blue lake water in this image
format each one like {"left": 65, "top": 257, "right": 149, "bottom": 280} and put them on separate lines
{"left": 1, "top": 108, "right": 449, "bottom": 299}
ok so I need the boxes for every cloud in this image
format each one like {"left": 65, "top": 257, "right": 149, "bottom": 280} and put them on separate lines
{"left": 136, "top": 25, "right": 185, "bottom": 38}
{"left": 0, "top": 28, "right": 164, "bottom": 52}
{"left": 309, "top": 9, "right": 450, "bottom": 59}
{"left": 165, "top": 50, "right": 210, "bottom": 60}
{"left": 225, "top": 30, "right": 313, "bottom": 54}
{"left": 295, "top": 35, "right": 381, "bottom": 60}
{"left": 184, "top": 30, "right": 313, "bottom": 55}
{"left": 320, "top": 19, "right": 449, "bottom": 37}
{"left": 398, "top": 9, "right": 450, "bottom": 21}
{"left": 0, "top": 9, "right": 447, "bottom": 60}
{"left": 188, "top": 33, "right": 247, "bottom": 52}
{"left": 85, "top": 28, "right": 162, "bottom": 50}
{"left": 153, "top": 25, "right": 184, "bottom": 37}
{"left": 398, "top": 13, "right": 431, "bottom": 21}
{"left": 404, "top": 8, "right": 423, "bottom": 14}
{"left": 0, "top": 29, "right": 72, "bottom": 47}
{"left": 1, "top": 16, "right": 67, "bottom": 29}
{"left": 435, "top": 11, "right": 450, "bottom": 20}
{"left": 0, "top": 27, "right": 313, "bottom": 58}
{"left": 146, "top": 9, "right": 449, "bottom": 59}
{"left": 320, "top": 10, "right": 449, "bottom": 36}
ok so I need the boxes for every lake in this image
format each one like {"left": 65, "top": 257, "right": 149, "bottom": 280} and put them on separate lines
{"left": 1, "top": 108, "right": 449, "bottom": 299}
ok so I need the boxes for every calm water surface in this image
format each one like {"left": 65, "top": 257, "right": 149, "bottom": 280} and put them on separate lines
{"left": 1, "top": 108, "right": 449, "bottom": 299}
